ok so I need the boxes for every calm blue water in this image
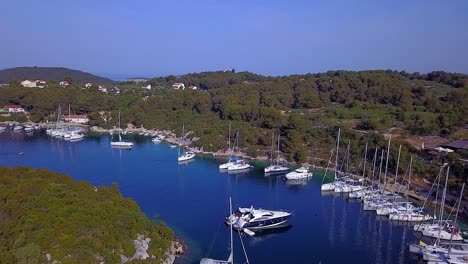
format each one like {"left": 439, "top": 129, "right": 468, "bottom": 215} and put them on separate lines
{"left": 0, "top": 131, "right": 423, "bottom": 264}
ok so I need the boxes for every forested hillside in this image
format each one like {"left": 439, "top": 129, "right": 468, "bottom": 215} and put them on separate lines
{"left": 0, "top": 70, "right": 467, "bottom": 186}
{"left": 0, "top": 166, "right": 173, "bottom": 263}
{"left": 0, "top": 67, "right": 113, "bottom": 84}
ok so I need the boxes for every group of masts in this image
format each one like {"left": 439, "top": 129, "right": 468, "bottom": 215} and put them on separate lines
{"left": 321, "top": 128, "right": 467, "bottom": 263}
{"left": 46, "top": 104, "right": 85, "bottom": 141}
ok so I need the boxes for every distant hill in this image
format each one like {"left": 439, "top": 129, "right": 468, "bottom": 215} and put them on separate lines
{"left": 0, "top": 67, "right": 114, "bottom": 84}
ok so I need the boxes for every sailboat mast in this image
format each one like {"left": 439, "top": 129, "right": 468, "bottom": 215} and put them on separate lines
{"left": 437, "top": 166, "right": 450, "bottom": 244}
{"left": 371, "top": 148, "right": 378, "bottom": 187}
{"left": 362, "top": 143, "right": 368, "bottom": 178}
{"left": 448, "top": 183, "right": 465, "bottom": 256}
{"left": 383, "top": 135, "right": 391, "bottom": 190}
{"left": 276, "top": 135, "right": 281, "bottom": 166}
{"left": 228, "top": 197, "right": 234, "bottom": 263}
{"left": 392, "top": 145, "right": 402, "bottom": 205}
{"left": 407, "top": 156, "right": 413, "bottom": 211}
{"left": 335, "top": 128, "right": 340, "bottom": 181}
{"left": 378, "top": 149, "right": 384, "bottom": 189}
{"left": 228, "top": 123, "right": 231, "bottom": 152}
{"left": 270, "top": 132, "right": 275, "bottom": 165}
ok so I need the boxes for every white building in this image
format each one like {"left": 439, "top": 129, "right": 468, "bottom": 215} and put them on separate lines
{"left": 37, "top": 80, "right": 46, "bottom": 88}
{"left": 85, "top": 83, "right": 92, "bottom": 89}
{"left": 62, "top": 114, "right": 89, "bottom": 124}
{"left": 21, "top": 80, "right": 37, "bottom": 88}
{"left": 172, "top": 82, "right": 185, "bottom": 90}
{"left": 4, "top": 105, "right": 26, "bottom": 113}
{"left": 98, "top": 85, "right": 107, "bottom": 92}
{"left": 142, "top": 84, "right": 151, "bottom": 90}
{"left": 59, "top": 81, "right": 69, "bottom": 87}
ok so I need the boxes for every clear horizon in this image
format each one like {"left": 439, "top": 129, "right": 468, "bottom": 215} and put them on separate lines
{"left": 1, "top": 1, "right": 467, "bottom": 77}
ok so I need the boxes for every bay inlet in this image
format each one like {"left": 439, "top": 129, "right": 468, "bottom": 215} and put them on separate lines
{"left": 0, "top": 131, "right": 423, "bottom": 264}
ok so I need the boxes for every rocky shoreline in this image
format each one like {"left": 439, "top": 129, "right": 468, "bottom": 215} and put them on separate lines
{"left": 120, "top": 234, "right": 187, "bottom": 264}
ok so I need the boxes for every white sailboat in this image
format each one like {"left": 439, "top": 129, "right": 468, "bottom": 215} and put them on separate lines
{"left": 264, "top": 133, "right": 289, "bottom": 174}
{"left": 201, "top": 197, "right": 249, "bottom": 264}
{"left": 413, "top": 184, "right": 467, "bottom": 263}
{"left": 178, "top": 124, "right": 195, "bottom": 162}
{"left": 219, "top": 125, "right": 237, "bottom": 170}
{"left": 321, "top": 128, "right": 340, "bottom": 191}
{"left": 110, "top": 112, "right": 133, "bottom": 148}
{"left": 225, "top": 131, "right": 251, "bottom": 171}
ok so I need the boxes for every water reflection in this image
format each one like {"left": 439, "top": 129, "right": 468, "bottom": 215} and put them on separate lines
{"left": 0, "top": 132, "right": 426, "bottom": 264}
{"left": 284, "top": 177, "right": 312, "bottom": 188}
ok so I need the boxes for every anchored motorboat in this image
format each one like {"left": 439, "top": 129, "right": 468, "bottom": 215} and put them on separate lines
{"left": 285, "top": 166, "right": 312, "bottom": 180}
{"left": 225, "top": 206, "right": 291, "bottom": 234}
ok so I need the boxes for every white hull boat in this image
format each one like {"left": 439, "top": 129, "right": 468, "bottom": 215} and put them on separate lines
{"left": 178, "top": 151, "right": 195, "bottom": 162}
{"left": 285, "top": 167, "right": 312, "bottom": 180}
{"left": 321, "top": 182, "right": 336, "bottom": 191}
{"left": 227, "top": 160, "right": 251, "bottom": 171}
{"left": 225, "top": 206, "right": 291, "bottom": 232}
{"left": 264, "top": 164, "right": 289, "bottom": 174}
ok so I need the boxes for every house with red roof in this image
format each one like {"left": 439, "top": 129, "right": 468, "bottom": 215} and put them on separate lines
{"left": 62, "top": 114, "right": 89, "bottom": 124}
{"left": 4, "top": 105, "right": 25, "bottom": 113}
{"left": 98, "top": 85, "right": 107, "bottom": 92}
{"left": 172, "top": 82, "right": 185, "bottom": 90}
{"left": 59, "top": 81, "right": 69, "bottom": 87}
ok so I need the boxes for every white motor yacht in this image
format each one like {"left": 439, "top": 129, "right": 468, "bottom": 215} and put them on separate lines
{"left": 178, "top": 151, "right": 195, "bottom": 162}
{"left": 225, "top": 206, "right": 291, "bottom": 232}
{"left": 285, "top": 167, "right": 312, "bottom": 180}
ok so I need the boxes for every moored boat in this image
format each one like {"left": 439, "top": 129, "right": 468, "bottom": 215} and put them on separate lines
{"left": 225, "top": 206, "right": 291, "bottom": 232}
{"left": 285, "top": 166, "right": 312, "bottom": 180}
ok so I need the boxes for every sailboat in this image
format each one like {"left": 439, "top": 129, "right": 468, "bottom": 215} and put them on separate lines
{"left": 200, "top": 197, "right": 250, "bottom": 264}
{"left": 178, "top": 124, "right": 195, "bottom": 162}
{"left": 413, "top": 184, "right": 467, "bottom": 262}
{"left": 110, "top": 112, "right": 133, "bottom": 148}
{"left": 321, "top": 128, "right": 341, "bottom": 191}
{"left": 201, "top": 197, "right": 234, "bottom": 264}
{"left": 219, "top": 124, "right": 237, "bottom": 170}
{"left": 225, "top": 130, "right": 251, "bottom": 171}
{"left": 388, "top": 156, "right": 433, "bottom": 221}
{"left": 264, "top": 133, "right": 289, "bottom": 174}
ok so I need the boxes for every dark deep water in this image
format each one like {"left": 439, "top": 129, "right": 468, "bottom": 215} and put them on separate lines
{"left": 0, "top": 130, "right": 424, "bottom": 264}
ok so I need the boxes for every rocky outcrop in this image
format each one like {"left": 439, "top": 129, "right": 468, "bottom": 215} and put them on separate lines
{"left": 121, "top": 234, "right": 152, "bottom": 264}
{"left": 162, "top": 238, "right": 187, "bottom": 264}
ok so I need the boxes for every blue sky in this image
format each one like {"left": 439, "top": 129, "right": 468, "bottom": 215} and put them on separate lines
{"left": 1, "top": 0, "right": 467, "bottom": 78}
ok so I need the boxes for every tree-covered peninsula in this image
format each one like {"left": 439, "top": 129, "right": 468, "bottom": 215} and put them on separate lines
{"left": 0, "top": 166, "right": 174, "bottom": 263}
{"left": 0, "top": 70, "right": 467, "bottom": 188}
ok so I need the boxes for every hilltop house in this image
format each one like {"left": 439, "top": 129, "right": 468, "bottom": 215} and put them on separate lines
{"left": 142, "top": 84, "right": 151, "bottom": 90}
{"left": 21, "top": 80, "right": 46, "bottom": 88}
{"left": 21, "top": 80, "right": 37, "bottom": 88}
{"left": 62, "top": 114, "right": 89, "bottom": 124}
{"left": 110, "top": 87, "right": 120, "bottom": 94}
{"left": 59, "top": 81, "right": 69, "bottom": 87}
{"left": 4, "top": 105, "right": 25, "bottom": 113}
{"left": 85, "top": 83, "right": 92, "bottom": 89}
{"left": 98, "top": 85, "right": 107, "bottom": 92}
{"left": 172, "top": 82, "right": 185, "bottom": 90}
{"left": 37, "top": 80, "right": 46, "bottom": 88}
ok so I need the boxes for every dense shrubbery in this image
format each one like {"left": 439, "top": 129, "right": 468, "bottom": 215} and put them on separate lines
{"left": 0, "top": 166, "right": 173, "bottom": 263}
{"left": 0, "top": 70, "right": 466, "bottom": 167}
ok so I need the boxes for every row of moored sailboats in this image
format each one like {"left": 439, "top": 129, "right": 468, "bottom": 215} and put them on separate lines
{"left": 321, "top": 128, "right": 467, "bottom": 263}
